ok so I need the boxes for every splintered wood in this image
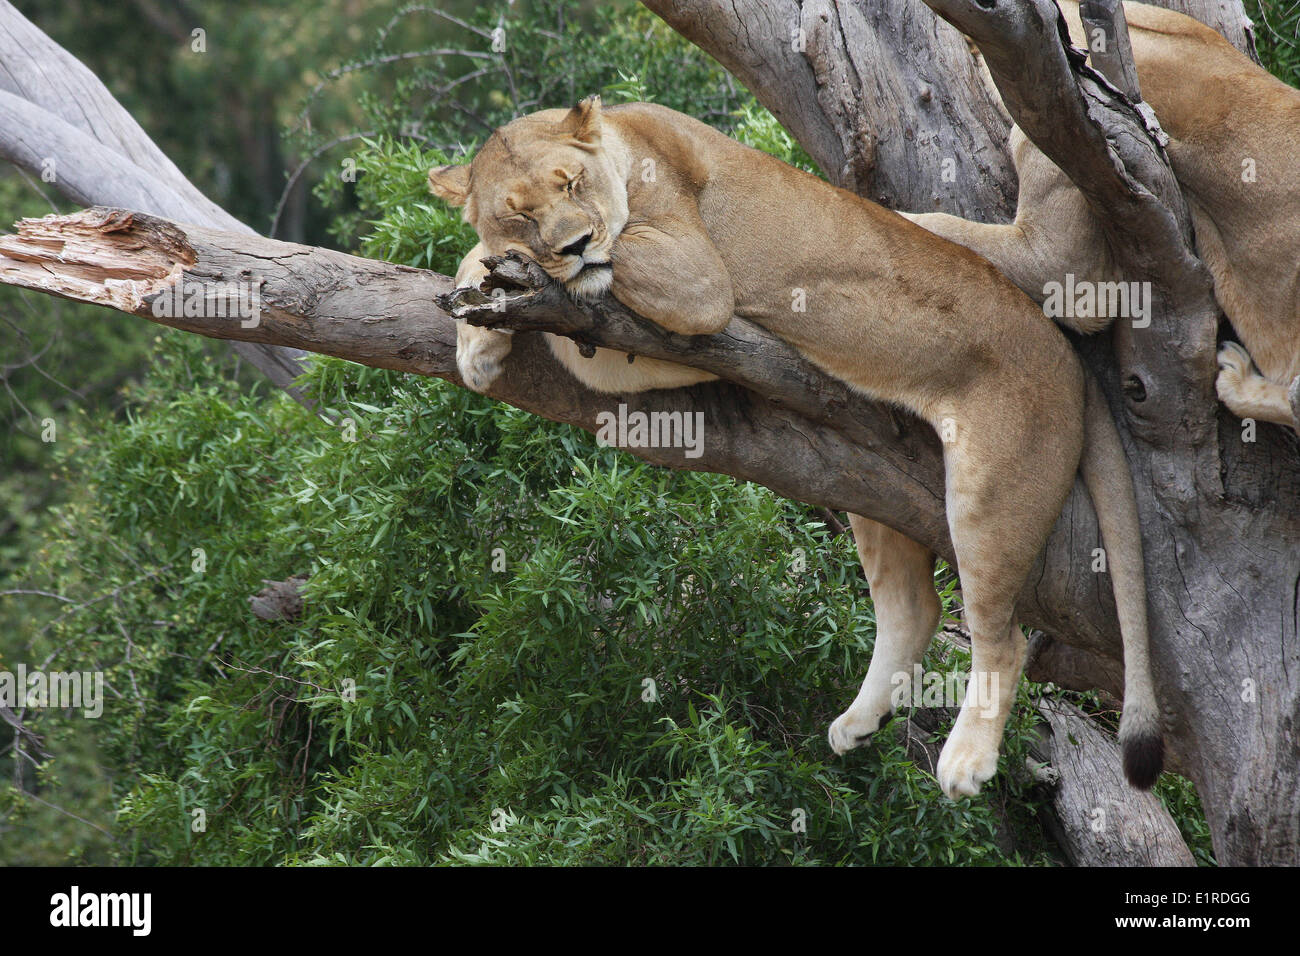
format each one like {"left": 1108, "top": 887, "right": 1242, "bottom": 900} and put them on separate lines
{"left": 0, "top": 206, "right": 194, "bottom": 313}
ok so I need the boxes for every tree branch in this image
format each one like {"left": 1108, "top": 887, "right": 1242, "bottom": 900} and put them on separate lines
{"left": 924, "top": 0, "right": 1198, "bottom": 291}
{"left": 438, "top": 251, "right": 910, "bottom": 455}
{"left": 0, "top": 205, "right": 1144, "bottom": 680}
{"left": 920, "top": 0, "right": 1221, "bottom": 449}
{"left": 1080, "top": 0, "right": 1143, "bottom": 99}
{"left": 0, "top": 0, "right": 309, "bottom": 394}
{"left": 1033, "top": 697, "right": 1195, "bottom": 865}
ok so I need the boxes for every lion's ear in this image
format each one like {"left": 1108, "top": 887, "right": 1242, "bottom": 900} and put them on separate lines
{"left": 560, "top": 95, "right": 602, "bottom": 148}
{"left": 428, "top": 164, "right": 471, "bottom": 207}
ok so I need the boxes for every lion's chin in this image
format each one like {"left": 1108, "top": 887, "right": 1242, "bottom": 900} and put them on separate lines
{"left": 564, "top": 263, "right": 614, "bottom": 301}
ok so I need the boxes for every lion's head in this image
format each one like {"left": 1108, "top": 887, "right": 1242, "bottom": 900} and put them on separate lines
{"left": 428, "top": 96, "right": 628, "bottom": 300}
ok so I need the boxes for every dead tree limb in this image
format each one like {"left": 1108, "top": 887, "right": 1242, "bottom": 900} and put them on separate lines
{"left": 0, "top": 206, "right": 958, "bottom": 554}
{"left": 1034, "top": 698, "right": 1195, "bottom": 866}
{"left": 0, "top": 204, "right": 1165, "bottom": 673}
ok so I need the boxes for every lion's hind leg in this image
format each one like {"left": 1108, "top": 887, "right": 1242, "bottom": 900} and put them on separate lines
{"left": 933, "top": 414, "right": 1079, "bottom": 799}
{"left": 829, "top": 517, "right": 940, "bottom": 755}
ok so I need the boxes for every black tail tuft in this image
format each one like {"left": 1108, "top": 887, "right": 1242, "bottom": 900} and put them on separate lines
{"left": 1122, "top": 731, "right": 1165, "bottom": 790}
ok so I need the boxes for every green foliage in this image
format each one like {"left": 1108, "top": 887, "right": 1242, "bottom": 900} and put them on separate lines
{"left": 348, "top": 137, "right": 478, "bottom": 272}
{"left": 0, "top": 176, "right": 156, "bottom": 575}
{"left": 0, "top": 174, "right": 168, "bottom": 864}
{"left": 3, "top": 334, "right": 1068, "bottom": 865}
{"left": 731, "top": 100, "right": 821, "bottom": 178}
{"left": 12, "top": 0, "right": 444, "bottom": 238}
{"left": 316, "top": 0, "right": 741, "bottom": 252}
{"left": 1247, "top": 0, "right": 1300, "bottom": 86}
{"left": 1155, "top": 774, "right": 1217, "bottom": 866}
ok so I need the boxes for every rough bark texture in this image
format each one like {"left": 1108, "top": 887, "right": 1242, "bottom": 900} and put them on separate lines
{"left": 642, "top": 0, "right": 1017, "bottom": 217}
{"left": 1034, "top": 698, "right": 1196, "bottom": 866}
{"left": 899, "top": 634, "right": 1191, "bottom": 865}
{"left": 930, "top": 0, "right": 1296, "bottom": 871}
{"left": 0, "top": 206, "right": 959, "bottom": 554}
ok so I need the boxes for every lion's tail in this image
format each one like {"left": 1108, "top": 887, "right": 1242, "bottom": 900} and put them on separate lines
{"left": 1079, "top": 372, "right": 1164, "bottom": 789}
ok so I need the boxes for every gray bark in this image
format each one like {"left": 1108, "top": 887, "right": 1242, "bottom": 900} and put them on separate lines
{"left": 643, "top": 0, "right": 1017, "bottom": 217}
{"left": 0, "top": 206, "right": 956, "bottom": 560}
{"left": 1033, "top": 698, "right": 1196, "bottom": 866}
{"left": 895, "top": 632, "right": 1190, "bottom": 864}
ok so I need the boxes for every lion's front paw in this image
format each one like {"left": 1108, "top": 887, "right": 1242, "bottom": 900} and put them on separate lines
{"left": 828, "top": 706, "right": 888, "bottom": 756}
{"left": 936, "top": 733, "right": 999, "bottom": 799}
{"left": 457, "top": 324, "right": 514, "bottom": 393}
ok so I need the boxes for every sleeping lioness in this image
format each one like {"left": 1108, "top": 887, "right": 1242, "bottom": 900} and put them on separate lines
{"left": 427, "top": 95, "right": 1163, "bottom": 798}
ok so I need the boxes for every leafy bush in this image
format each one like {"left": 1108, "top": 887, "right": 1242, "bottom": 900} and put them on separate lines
{"left": 4, "top": 332, "right": 1068, "bottom": 865}
{"left": 1248, "top": 0, "right": 1300, "bottom": 86}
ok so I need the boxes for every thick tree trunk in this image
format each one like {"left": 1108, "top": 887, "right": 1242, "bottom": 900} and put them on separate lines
{"left": 641, "top": 0, "right": 1018, "bottom": 215}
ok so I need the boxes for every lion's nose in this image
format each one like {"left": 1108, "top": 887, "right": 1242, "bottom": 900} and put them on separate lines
{"left": 560, "top": 232, "right": 592, "bottom": 257}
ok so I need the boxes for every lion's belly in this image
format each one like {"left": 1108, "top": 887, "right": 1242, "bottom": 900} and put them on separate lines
{"left": 544, "top": 334, "right": 718, "bottom": 394}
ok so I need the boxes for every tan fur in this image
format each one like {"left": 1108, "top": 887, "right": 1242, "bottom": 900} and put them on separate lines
{"left": 430, "top": 95, "right": 1161, "bottom": 798}
{"left": 905, "top": 0, "right": 1300, "bottom": 428}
